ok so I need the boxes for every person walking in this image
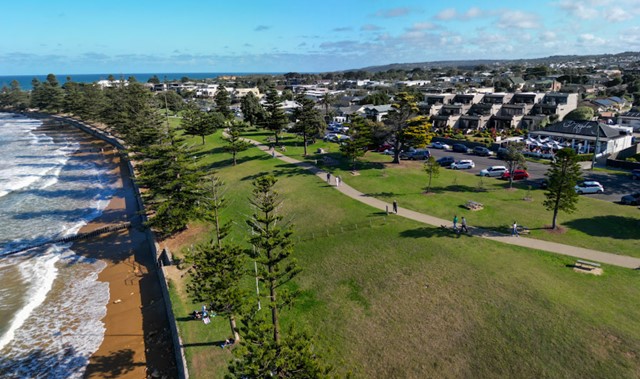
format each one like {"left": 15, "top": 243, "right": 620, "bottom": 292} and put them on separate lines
{"left": 512, "top": 221, "right": 519, "bottom": 237}
{"left": 461, "top": 217, "right": 468, "bottom": 233}
{"left": 326, "top": 172, "right": 331, "bottom": 184}
{"left": 392, "top": 200, "right": 398, "bottom": 214}
{"left": 453, "top": 215, "right": 458, "bottom": 230}
{"left": 335, "top": 176, "right": 340, "bottom": 187}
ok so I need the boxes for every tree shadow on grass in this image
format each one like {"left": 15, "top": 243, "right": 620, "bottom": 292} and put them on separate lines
{"left": 239, "top": 166, "right": 315, "bottom": 181}
{"left": 564, "top": 216, "right": 640, "bottom": 240}
{"left": 400, "top": 226, "right": 473, "bottom": 239}
{"left": 440, "top": 184, "right": 482, "bottom": 193}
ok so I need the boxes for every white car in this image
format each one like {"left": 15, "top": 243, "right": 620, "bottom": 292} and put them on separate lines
{"left": 451, "top": 159, "right": 475, "bottom": 170}
{"left": 431, "top": 142, "right": 451, "bottom": 150}
{"left": 479, "top": 165, "right": 507, "bottom": 177}
{"left": 574, "top": 181, "right": 604, "bottom": 194}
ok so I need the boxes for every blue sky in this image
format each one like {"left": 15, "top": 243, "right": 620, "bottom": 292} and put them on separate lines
{"left": 2, "top": 0, "right": 640, "bottom": 75}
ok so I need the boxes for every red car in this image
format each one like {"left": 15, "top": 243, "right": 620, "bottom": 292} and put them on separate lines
{"left": 501, "top": 169, "right": 529, "bottom": 180}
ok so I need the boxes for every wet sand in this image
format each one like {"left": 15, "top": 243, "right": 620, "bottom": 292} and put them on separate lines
{"left": 35, "top": 119, "right": 177, "bottom": 378}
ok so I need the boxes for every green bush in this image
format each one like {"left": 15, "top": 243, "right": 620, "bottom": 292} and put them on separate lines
{"left": 576, "top": 153, "right": 593, "bottom": 162}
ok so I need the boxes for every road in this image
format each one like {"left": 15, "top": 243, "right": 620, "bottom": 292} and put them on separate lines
{"left": 425, "top": 146, "right": 640, "bottom": 204}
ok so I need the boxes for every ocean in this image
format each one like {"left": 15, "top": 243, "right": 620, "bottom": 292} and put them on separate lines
{"left": 0, "top": 72, "right": 282, "bottom": 90}
{"left": 0, "top": 113, "right": 118, "bottom": 378}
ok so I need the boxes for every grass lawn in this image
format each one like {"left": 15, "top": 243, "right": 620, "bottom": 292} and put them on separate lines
{"left": 327, "top": 152, "right": 640, "bottom": 258}
{"left": 166, "top": 130, "right": 640, "bottom": 378}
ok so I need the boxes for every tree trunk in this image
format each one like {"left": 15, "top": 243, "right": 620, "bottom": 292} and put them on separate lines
{"left": 201, "top": 135, "right": 205, "bottom": 145}
{"left": 269, "top": 275, "right": 279, "bottom": 343}
{"left": 552, "top": 207, "right": 558, "bottom": 230}
{"left": 274, "top": 131, "right": 279, "bottom": 145}
{"left": 232, "top": 152, "right": 237, "bottom": 166}
{"left": 392, "top": 150, "right": 400, "bottom": 164}
{"left": 229, "top": 315, "right": 240, "bottom": 342}
{"left": 302, "top": 133, "right": 308, "bottom": 156}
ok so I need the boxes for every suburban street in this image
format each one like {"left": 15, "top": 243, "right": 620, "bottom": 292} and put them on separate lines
{"left": 423, "top": 147, "right": 640, "bottom": 204}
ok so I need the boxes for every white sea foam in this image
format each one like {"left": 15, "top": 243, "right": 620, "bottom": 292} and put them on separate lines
{"left": 0, "top": 247, "right": 60, "bottom": 351}
{"left": 0, "top": 247, "right": 109, "bottom": 378}
{"left": 0, "top": 113, "right": 116, "bottom": 377}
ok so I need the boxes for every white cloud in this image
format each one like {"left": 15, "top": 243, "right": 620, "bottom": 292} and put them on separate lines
{"left": 496, "top": 11, "right": 540, "bottom": 29}
{"left": 361, "top": 24, "right": 383, "bottom": 31}
{"left": 407, "top": 22, "right": 436, "bottom": 31}
{"left": 577, "top": 33, "right": 607, "bottom": 46}
{"left": 435, "top": 8, "right": 457, "bottom": 20}
{"left": 435, "top": 7, "right": 483, "bottom": 21}
{"left": 374, "top": 7, "right": 411, "bottom": 18}
{"left": 604, "top": 7, "right": 635, "bottom": 22}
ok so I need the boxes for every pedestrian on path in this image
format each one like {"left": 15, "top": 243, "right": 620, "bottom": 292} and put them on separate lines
{"left": 461, "top": 217, "right": 468, "bottom": 233}
{"left": 326, "top": 172, "right": 331, "bottom": 183}
{"left": 512, "top": 221, "right": 519, "bottom": 237}
{"left": 272, "top": 150, "right": 276, "bottom": 158}
{"left": 336, "top": 176, "right": 341, "bottom": 187}
{"left": 453, "top": 215, "right": 458, "bottom": 230}
{"left": 392, "top": 200, "right": 398, "bottom": 214}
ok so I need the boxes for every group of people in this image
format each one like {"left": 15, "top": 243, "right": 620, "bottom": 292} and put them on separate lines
{"left": 452, "top": 215, "right": 469, "bottom": 233}
{"left": 326, "top": 172, "right": 342, "bottom": 187}
{"left": 190, "top": 305, "right": 215, "bottom": 324}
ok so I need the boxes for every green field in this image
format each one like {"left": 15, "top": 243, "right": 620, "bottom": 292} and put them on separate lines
{"left": 168, "top": 130, "right": 640, "bottom": 378}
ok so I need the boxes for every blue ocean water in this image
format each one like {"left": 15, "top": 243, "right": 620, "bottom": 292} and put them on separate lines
{"left": 0, "top": 72, "right": 283, "bottom": 90}
{"left": 0, "top": 113, "right": 117, "bottom": 378}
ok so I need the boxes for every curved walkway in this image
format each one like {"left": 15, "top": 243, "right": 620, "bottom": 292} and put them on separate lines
{"left": 248, "top": 138, "right": 640, "bottom": 269}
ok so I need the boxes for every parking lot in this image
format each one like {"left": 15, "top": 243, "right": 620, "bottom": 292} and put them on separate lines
{"left": 424, "top": 146, "right": 640, "bottom": 204}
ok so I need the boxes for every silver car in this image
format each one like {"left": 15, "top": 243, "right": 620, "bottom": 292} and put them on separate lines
{"left": 450, "top": 159, "right": 475, "bottom": 170}
{"left": 574, "top": 181, "right": 604, "bottom": 194}
{"left": 479, "top": 165, "right": 507, "bottom": 177}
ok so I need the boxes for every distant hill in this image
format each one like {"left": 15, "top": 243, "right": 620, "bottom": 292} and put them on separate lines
{"left": 344, "top": 51, "right": 640, "bottom": 73}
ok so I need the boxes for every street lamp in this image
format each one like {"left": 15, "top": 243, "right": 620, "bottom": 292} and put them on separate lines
{"left": 590, "top": 122, "right": 601, "bottom": 170}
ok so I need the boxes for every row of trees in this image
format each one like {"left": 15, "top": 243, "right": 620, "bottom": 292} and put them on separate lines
{"left": 187, "top": 175, "right": 331, "bottom": 377}
{"left": 2, "top": 73, "right": 331, "bottom": 375}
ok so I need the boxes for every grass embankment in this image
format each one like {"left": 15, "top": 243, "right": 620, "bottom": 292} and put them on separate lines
{"left": 168, "top": 130, "right": 640, "bottom": 378}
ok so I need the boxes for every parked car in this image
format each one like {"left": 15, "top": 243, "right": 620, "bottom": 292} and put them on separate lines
{"left": 323, "top": 133, "right": 349, "bottom": 142}
{"left": 531, "top": 178, "right": 548, "bottom": 189}
{"left": 452, "top": 144, "right": 471, "bottom": 153}
{"left": 399, "top": 148, "right": 427, "bottom": 160}
{"left": 574, "top": 181, "right": 604, "bottom": 194}
{"left": 473, "top": 146, "right": 492, "bottom": 156}
{"left": 501, "top": 169, "right": 530, "bottom": 180}
{"left": 620, "top": 192, "right": 640, "bottom": 205}
{"left": 479, "top": 165, "right": 508, "bottom": 177}
{"left": 407, "top": 149, "right": 431, "bottom": 160}
{"left": 451, "top": 159, "right": 475, "bottom": 169}
{"left": 436, "top": 156, "right": 455, "bottom": 166}
{"left": 375, "top": 143, "right": 393, "bottom": 152}
{"left": 632, "top": 169, "right": 640, "bottom": 180}
{"left": 496, "top": 147, "right": 509, "bottom": 160}
{"left": 431, "top": 142, "right": 451, "bottom": 150}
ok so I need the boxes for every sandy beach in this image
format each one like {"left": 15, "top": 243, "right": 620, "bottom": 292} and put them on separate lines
{"left": 35, "top": 118, "right": 177, "bottom": 378}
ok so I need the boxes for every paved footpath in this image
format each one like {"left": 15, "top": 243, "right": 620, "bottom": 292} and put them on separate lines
{"left": 248, "top": 138, "right": 640, "bottom": 269}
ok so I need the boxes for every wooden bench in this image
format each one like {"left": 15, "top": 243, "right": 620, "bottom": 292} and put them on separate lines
{"left": 575, "top": 259, "right": 601, "bottom": 270}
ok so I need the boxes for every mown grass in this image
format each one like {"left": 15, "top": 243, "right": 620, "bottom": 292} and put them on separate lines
{"left": 168, "top": 129, "right": 640, "bottom": 378}
{"left": 328, "top": 153, "right": 640, "bottom": 258}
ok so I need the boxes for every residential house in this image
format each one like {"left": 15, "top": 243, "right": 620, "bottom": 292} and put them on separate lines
{"left": 618, "top": 111, "right": 640, "bottom": 132}
{"left": 530, "top": 93, "right": 578, "bottom": 120}
{"left": 423, "top": 93, "right": 455, "bottom": 116}
{"left": 361, "top": 104, "right": 393, "bottom": 122}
